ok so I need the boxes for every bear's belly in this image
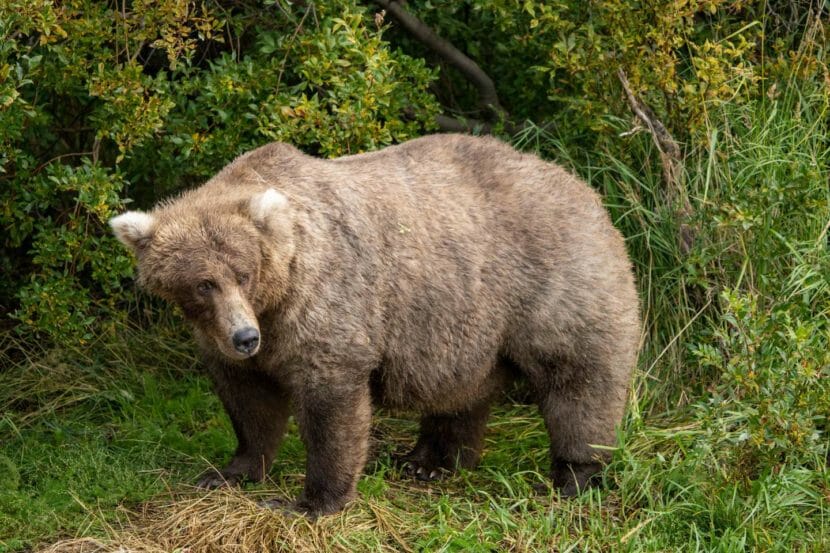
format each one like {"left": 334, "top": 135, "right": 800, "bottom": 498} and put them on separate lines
{"left": 371, "top": 353, "right": 503, "bottom": 413}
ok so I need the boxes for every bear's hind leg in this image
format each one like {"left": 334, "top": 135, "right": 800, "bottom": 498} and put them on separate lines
{"left": 534, "top": 357, "right": 629, "bottom": 497}
{"left": 197, "top": 362, "right": 291, "bottom": 488}
{"left": 399, "top": 401, "right": 490, "bottom": 481}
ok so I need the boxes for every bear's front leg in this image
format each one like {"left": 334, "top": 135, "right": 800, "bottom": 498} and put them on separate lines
{"left": 198, "top": 360, "right": 291, "bottom": 488}
{"left": 292, "top": 383, "right": 372, "bottom": 517}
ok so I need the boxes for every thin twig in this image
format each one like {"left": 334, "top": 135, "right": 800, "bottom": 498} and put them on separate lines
{"left": 33, "top": 152, "right": 94, "bottom": 175}
{"left": 274, "top": 6, "right": 312, "bottom": 95}
{"left": 646, "top": 297, "right": 712, "bottom": 378}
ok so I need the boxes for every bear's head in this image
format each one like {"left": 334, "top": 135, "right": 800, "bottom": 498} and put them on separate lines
{"left": 109, "top": 188, "right": 293, "bottom": 361}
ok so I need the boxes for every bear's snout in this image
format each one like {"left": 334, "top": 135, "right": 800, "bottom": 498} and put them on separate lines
{"left": 232, "top": 327, "right": 260, "bottom": 355}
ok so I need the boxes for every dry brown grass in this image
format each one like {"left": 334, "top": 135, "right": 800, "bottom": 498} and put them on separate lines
{"left": 36, "top": 476, "right": 627, "bottom": 553}
{"left": 38, "top": 485, "right": 423, "bottom": 553}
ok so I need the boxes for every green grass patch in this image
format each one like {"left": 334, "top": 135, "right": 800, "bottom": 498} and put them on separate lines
{"left": 0, "top": 326, "right": 234, "bottom": 550}
{"left": 2, "top": 322, "right": 828, "bottom": 552}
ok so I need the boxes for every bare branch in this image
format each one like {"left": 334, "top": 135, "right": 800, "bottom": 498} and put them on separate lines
{"left": 435, "top": 114, "right": 494, "bottom": 134}
{"left": 435, "top": 114, "right": 544, "bottom": 137}
{"left": 373, "top": 0, "right": 507, "bottom": 121}
{"left": 617, "top": 69, "right": 682, "bottom": 184}
{"left": 618, "top": 68, "right": 694, "bottom": 254}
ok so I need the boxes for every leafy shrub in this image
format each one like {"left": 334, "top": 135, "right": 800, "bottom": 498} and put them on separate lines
{"left": 1, "top": 2, "right": 829, "bottom": 550}
{"left": 397, "top": 0, "right": 824, "bottom": 146}
{"left": 6, "top": 162, "right": 133, "bottom": 343}
{"left": 0, "top": 0, "right": 438, "bottom": 346}
{"left": 686, "top": 85, "right": 830, "bottom": 474}
{"left": 693, "top": 290, "right": 829, "bottom": 475}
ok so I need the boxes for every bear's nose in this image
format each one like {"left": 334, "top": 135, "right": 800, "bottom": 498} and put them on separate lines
{"left": 232, "top": 327, "right": 260, "bottom": 355}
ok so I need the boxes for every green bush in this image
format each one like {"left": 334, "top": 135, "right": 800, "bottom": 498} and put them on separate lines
{"left": 396, "top": 0, "right": 823, "bottom": 147}
{"left": 686, "top": 86, "right": 830, "bottom": 472}
{"left": 694, "top": 289, "right": 829, "bottom": 474}
{"left": 0, "top": 0, "right": 438, "bottom": 346}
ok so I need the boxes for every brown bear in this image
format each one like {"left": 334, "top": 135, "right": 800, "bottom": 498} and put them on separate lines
{"left": 110, "top": 134, "right": 640, "bottom": 516}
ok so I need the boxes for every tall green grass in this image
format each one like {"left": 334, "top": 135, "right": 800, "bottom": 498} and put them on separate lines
{"left": 615, "top": 82, "right": 829, "bottom": 549}
{"left": 2, "top": 81, "right": 828, "bottom": 552}
{"left": 521, "top": 78, "right": 830, "bottom": 550}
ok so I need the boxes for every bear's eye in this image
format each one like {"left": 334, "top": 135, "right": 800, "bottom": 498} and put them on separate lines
{"left": 237, "top": 273, "right": 250, "bottom": 286}
{"left": 196, "top": 280, "right": 215, "bottom": 295}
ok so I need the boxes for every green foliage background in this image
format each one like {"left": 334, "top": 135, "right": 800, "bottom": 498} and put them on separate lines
{"left": 0, "top": 0, "right": 438, "bottom": 343}
{"left": 0, "top": 1, "right": 828, "bottom": 550}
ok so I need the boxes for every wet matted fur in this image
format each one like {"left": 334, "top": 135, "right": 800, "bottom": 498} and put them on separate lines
{"left": 110, "top": 134, "right": 641, "bottom": 516}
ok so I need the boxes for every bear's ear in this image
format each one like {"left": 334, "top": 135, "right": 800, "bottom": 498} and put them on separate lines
{"left": 109, "top": 211, "right": 156, "bottom": 253}
{"left": 249, "top": 188, "right": 290, "bottom": 233}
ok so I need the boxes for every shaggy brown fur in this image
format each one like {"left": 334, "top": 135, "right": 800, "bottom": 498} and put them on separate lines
{"left": 110, "top": 134, "right": 641, "bottom": 516}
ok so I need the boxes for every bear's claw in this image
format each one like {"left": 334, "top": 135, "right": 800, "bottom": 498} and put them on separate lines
{"left": 196, "top": 470, "right": 244, "bottom": 489}
{"left": 396, "top": 455, "right": 449, "bottom": 482}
